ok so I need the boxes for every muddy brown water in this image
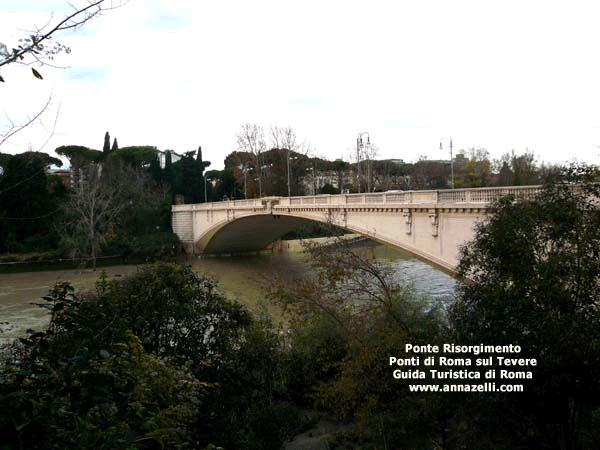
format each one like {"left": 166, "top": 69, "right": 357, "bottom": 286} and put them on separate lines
{"left": 0, "top": 243, "right": 457, "bottom": 344}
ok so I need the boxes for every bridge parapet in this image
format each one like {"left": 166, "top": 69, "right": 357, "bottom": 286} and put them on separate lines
{"left": 174, "top": 185, "right": 543, "bottom": 212}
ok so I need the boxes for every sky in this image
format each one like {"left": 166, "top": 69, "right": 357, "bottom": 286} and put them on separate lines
{"left": 1, "top": 0, "right": 600, "bottom": 170}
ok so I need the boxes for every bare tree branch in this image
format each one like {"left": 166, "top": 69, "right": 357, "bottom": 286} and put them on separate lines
{"left": 0, "top": 0, "right": 127, "bottom": 77}
{"left": 0, "top": 95, "right": 53, "bottom": 147}
{"left": 236, "top": 123, "right": 266, "bottom": 197}
{"left": 270, "top": 125, "right": 297, "bottom": 151}
{"left": 37, "top": 100, "right": 62, "bottom": 152}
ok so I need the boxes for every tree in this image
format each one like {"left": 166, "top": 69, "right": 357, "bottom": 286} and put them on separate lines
{"left": 453, "top": 148, "right": 494, "bottom": 188}
{"left": 495, "top": 159, "right": 513, "bottom": 186}
{"left": 196, "top": 146, "right": 211, "bottom": 174}
{"left": 0, "top": 151, "right": 66, "bottom": 252}
{"left": 268, "top": 239, "right": 446, "bottom": 447}
{"left": 170, "top": 150, "right": 210, "bottom": 203}
{"left": 510, "top": 149, "right": 538, "bottom": 185}
{"left": 363, "top": 143, "right": 379, "bottom": 192}
{"left": 59, "top": 163, "right": 125, "bottom": 269}
{"left": 108, "top": 145, "right": 158, "bottom": 168}
{"left": 111, "top": 137, "right": 118, "bottom": 152}
{"left": 225, "top": 151, "right": 257, "bottom": 199}
{"left": 332, "top": 159, "right": 349, "bottom": 193}
{"left": 102, "top": 131, "right": 111, "bottom": 153}
{"left": 204, "top": 168, "right": 239, "bottom": 201}
{"left": 270, "top": 125, "right": 299, "bottom": 152}
{"left": 102, "top": 158, "right": 171, "bottom": 234}
{"left": 449, "top": 164, "right": 600, "bottom": 449}
{"left": 271, "top": 126, "right": 301, "bottom": 197}
{"left": 493, "top": 150, "right": 540, "bottom": 186}
{"left": 237, "top": 123, "right": 266, "bottom": 197}
{"left": 411, "top": 157, "right": 451, "bottom": 190}
{"left": 55, "top": 144, "right": 102, "bottom": 185}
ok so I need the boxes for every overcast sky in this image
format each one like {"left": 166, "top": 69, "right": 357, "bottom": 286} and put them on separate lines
{"left": 2, "top": 0, "right": 600, "bottom": 170}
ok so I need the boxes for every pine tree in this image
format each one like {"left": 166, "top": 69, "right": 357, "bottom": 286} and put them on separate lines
{"left": 196, "top": 145, "right": 210, "bottom": 176}
{"left": 103, "top": 131, "right": 111, "bottom": 153}
{"left": 111, "top": 138, "right": 119, "bottom": 152}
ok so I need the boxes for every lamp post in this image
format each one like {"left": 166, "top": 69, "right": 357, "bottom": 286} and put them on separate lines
{"left": 440, "top": 137, "right": 455, "bottom": 189}
{"left": 356, "top": 132, "right": 370, "bottom": 193}
{"left": 243, "top": 168, "right": 247, "bottom": 199}
{"left": 238, "top": 164, "right": 249, "bottom": 199}
{"left": 304, "top": 165, "right": 316, "bottom": 195}
{"left": 287, "top": 149, "right": 291, "bottom": 197}
{"left": 286, "top": 152, "right": 299, "bottom": 197}
{"left": 204, "top": 174, "right": 208, "bottom": 203}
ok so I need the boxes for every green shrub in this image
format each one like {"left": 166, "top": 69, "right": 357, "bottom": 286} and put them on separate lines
{"left": 0, "top": 263, "right": 315, "bottom": 449}
{"left": 0, "top": 264, "right": 252, "bottom": 449}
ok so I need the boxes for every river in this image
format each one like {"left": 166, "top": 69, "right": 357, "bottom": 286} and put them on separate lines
{"left": 0, "top": 241, "right": 457, "bottom": 344}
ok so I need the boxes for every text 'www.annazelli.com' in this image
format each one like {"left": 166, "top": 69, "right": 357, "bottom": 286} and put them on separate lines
{"left": 408, "top": 383, "right": 523, "bottom": 392}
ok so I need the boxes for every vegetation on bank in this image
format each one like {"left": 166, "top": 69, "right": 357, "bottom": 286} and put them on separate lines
{"left": 0, "top": 127, "right": 559, "bottom": 266}
{"left": 1, "top": 164, "right": 600, "bottom": 449}
{"left": 0, "top": 143, "right": 182, "bottom": 266}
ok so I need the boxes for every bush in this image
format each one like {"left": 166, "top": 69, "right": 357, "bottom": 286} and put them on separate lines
{"left": 0, "top": 263, "right": 314, "bottom": 449}
{"left": 0, "top": 264, "right": 252, "bottom": 448}
{"left": 0, "top": 279, "right": 205, "bottom": 449}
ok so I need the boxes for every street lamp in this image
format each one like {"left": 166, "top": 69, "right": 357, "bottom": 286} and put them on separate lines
{"left": 440, "top": 137, "right": 455, "bottom": 189}
{"left": 238, "top": 164, "right": 249, "bottom": 199}
{"left": 204, "top": 174, "right": 209, "bottom": 203}
{"left": 305, "top": 165, "right": 316, "bottom": 195}
{"left": 357, "top": 132, "right": 370, "bottom": 193}
{"left": 287, "top": 149, "right": 291, "bottom": 197}
{"left": 286, "top": 152, "right": 299, "bottom": 197}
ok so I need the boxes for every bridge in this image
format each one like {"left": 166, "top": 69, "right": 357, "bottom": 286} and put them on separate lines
{"left": 172, "top": 186, "right": 541, "bottom": 275}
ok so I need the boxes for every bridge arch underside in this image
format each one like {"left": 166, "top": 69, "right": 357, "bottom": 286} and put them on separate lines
{"left": 193, "top": 209, "right": 468, "bottom": 276}
{"left": 197, "top": 214, "right": 312, "bottom": 254}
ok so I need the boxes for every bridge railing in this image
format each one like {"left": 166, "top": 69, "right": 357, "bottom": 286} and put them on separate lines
{"left": 172, "top": 185, "right": 545, "bottom": 210}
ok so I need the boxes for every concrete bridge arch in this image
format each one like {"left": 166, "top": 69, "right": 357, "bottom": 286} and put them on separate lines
{"left": 172, "top": 187, "right": 542, "bottom": 275}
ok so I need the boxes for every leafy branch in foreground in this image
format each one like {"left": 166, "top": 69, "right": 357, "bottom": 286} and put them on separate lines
{"left": 0, "top": 0, "right": 127, "bottom": 81}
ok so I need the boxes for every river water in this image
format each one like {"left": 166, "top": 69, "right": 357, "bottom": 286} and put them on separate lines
{"left": 0, "top": 241, "right": 457, "bottom": 344}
